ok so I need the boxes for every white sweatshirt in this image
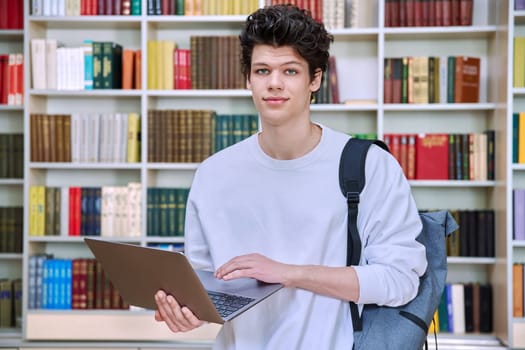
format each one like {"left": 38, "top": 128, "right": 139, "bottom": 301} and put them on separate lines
{"left": 184, "top": 124, "right": 427, "bottom": 350}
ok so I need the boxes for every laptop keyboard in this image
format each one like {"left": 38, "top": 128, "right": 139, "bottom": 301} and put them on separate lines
{"left": 207, "top": 291, "right": 255, "bottom": 318}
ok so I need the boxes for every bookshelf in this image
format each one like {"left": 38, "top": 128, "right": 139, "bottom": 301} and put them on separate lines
{"left": 510, "top": 3, "right": 525, "bottom": 348}
{"left": 5, "top": 0, "right": 513, "bottom": 348}
{"left": 0, "top": 0, "right": 24, "bottom": 339}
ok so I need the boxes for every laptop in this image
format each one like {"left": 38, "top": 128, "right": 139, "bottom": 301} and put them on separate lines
{"left": 84, "top": 238, "right": 283, "bottom": 324}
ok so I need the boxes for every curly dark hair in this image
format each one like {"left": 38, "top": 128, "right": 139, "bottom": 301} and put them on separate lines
{"left": 239, "top": 4, "right": 333, "bottom": 81}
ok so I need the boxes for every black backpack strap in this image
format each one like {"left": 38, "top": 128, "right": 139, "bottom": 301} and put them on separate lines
{"left": 339, "top": 138, "right": 389, "bottom": 332}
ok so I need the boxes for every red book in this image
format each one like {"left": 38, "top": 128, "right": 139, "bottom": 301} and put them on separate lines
{"left": 15, "top": 53, "right": 23, "bottom": 105}
{"left": 442, "top": 0, "right": 452, "bottom": 26}
{"left": 407, "top": 134, "right": 416, "bottom": 179}
{"left": 459, "top": 0, "right": 473, "bottom": 26}
{"left": 389, "top": 133, "right": 402, "bottom": 167}
{"left": 414, "top": 0, "right": 423, "bottom": 26}
{"left": 5, "top": 0, "right": 17, "bottom": 29}
{"left": 69, "top": 187, "right": 82, "bottom": 236}
{"left": 7, "top": 53, "right": 16, "bottom": 105}
{"left": 454, "top": 56, "right": 480, "bottom": 103}
{"left": 384, "top": 58, "right": 393, "bottom": 103}
{"left": 134, "top": 49, "right": 142, "bottom": 89}
{"left": 328, "top": 56, "right": 339, "bottom": 104}
{"left": 391, "top": 0, "right": 400, "bottom": 27}
{"left": 0, "top": 0, "right": 7, "bottom": 29}
{"left": 0, "top": 55, "right": 8, "bottom": 104}
{"left": 72, "top": 258, "right": 88, "bottom": 309}
{"left": 416, "top": 133, "right": 449, "bottom": 179}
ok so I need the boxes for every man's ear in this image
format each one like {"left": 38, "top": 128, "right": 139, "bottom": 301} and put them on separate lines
{"left": 310, "top": 69, "right": 323, "bottom": 92}
{"left": 246, "top": 76, "right": 251, "bottom": 90}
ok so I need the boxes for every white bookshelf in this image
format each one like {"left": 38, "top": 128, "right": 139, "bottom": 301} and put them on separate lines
{"left": 10, "top": 0, "right": 512, "bottom": 348}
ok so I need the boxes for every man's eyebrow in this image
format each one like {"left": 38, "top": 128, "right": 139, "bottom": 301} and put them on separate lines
{"left": 252, "top": 61, "right": 303, "bottom": 67}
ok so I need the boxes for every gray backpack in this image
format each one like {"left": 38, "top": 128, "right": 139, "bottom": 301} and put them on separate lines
{"left": 339, "top": 138, "right": 458, "bottom": 350}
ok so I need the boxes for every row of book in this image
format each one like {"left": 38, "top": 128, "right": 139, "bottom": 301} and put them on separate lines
{"left": 0, "top": 133, "right": 23, "bottom": 178}
{"left": 512, "top": 112, "right": 525, "bottom": 164}
{"left": 312, "top": 56, "right": 340, "bottom": 104}
{"left": 28, "top": 255, "right": 129, "bottom": 310}
{"left": 514, "top": 263, "right": 525, "bottom": 317}
{"left": 0, "top": 53, "right": 24, "bottom": 106}
{"left": 29, "top": 184, "right": 141, "bottom": 238}
{"left": 0, "top": 278, "right": 22, "bottom": 328}
{"left": 0, "top": 207, "right": 22, "bottom": 253}
{"left": 31, "top": 39, "right": 138, "bottom": 91}
{"left": 385, "top": 0, "right": 473, "bottom": 27}
{"left": 445, "top": 209, "right": 495, "bottom": 258}
{"left": 147, "top": 110, "right": 259, "bottom": 163}
{"left": 147, "top": 0, "right": 259, "bottom": 16}
{"left": 30, "top": 113, "right": 141, "bottom": 163}
{"left": 267, "top": 0, "right": 352, "bottom": 29}
{"left": 513, "top": 189, "right": 525, "bottom": 241}
{"left": 147, "top": 187, "right": 189, "bottom": 237}
{"left": 383, "top": 56, "right": 481, "bottom": 104}
{"left": 383, "top": 132, "right": 495, "bottom": 181}
{"left": 0, "top": 0, "right": 23, "bottom": 29}
{"left": 32, "top": 0, "right": 141, "bottom": 16}
{"left": 432, "top": 282, "right": 493, "bottom": 334}
{"left": 147, "top": 41, "right": 190, "bottom": 90}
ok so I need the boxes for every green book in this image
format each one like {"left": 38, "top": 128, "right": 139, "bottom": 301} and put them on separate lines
{"left": 102, "top": 42, "right": 123, "bottom": 89}
{"left": 92, "top": 42, "right": 103, "bottom": 89}
{"left": 447, "top": 56, "right": 456, "bottom": 103}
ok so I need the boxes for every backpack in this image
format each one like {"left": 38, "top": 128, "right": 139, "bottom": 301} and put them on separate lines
{"left": 339, "top": 138, "right": 459, "bottom": 350}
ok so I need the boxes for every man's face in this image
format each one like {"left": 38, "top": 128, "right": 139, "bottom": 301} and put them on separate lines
{"left": 246, "top": 45, "right": 322, "bottom": 127}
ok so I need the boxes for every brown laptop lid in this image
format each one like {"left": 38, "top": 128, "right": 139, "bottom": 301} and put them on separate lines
{"left": 84, "top": 238, "right": 224, "bottom": 324}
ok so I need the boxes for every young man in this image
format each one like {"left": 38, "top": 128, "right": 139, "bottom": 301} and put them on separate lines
{"left": 154, "top": 5, "right": 427, "bottom": 349}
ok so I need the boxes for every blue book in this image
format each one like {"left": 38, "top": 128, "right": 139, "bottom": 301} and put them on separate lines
{"left": 83, "top": 40, "right": 94, "bottom": 90}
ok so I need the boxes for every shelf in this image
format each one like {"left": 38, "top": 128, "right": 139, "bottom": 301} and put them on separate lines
{"left": 27, "top": 236, "right": 141, "bottom": 243}
{"left": 147, "top": 89, "right": 251, "bottom": 97}
{"left": 447, "top": 257, "right": 496, "bottom": 265}
{"left": 0, "top": 253, "right": 23, "bottom": 260}
{"left": 383, "top": 25, "right": 498, "bottom": 40}
{"left": 28, "top": 16, "right": 141, "bottom": 29}
{"left": 29, "top": 162, "right": 142, "bottom": 170}
{"left": 409, "top": 180, "right": 497, "bottom": 187}
{"left": 0, "top": 179, "right": 24, "bottom": 186}
{"left": 29, "top": 89, "right": 142, "bottom": 97}
{"left": 25, "top": 311, "right": 220, "bottom": 341}
{"left": 383, "top": 103, "right": 497, "bottom": 111}
{"left": 0, "top": 105, "right": 23, "bottom": 111}
{"left": 0, "top": 30, "right": 23, "bottom": 40}
{"left": 145, "top": 236, "right": 185, "bottom": 244}
{"left": 513, "top": 240, "right": 525, "bottom": 248}
{"left": 311, "top": 103, "right": 378, "bottom": 111}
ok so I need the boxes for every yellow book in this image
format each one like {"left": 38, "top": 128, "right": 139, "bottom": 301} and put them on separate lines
{"left": 428, "top": 309, "right": 440, "bottom": 333}
{"left": 161, "top": 40, "right": 176, "bottom": 90}
{"left": 126, "top": 112, "right": 141, "bottom": 163}
{"left": 147, "top": 40, "right": 158, "bottom": 90}
{"left": 29, "top": 185, "right": 46, "bottom": 236}
{"left": 514, "top": 37, "right": 525, "bottom": 88}
{"left": 519, "top": 112, "right": 525, "bottom": 163}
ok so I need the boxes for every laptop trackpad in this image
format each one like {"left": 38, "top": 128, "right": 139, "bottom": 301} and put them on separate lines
{"left": 196, "top": 270, "right": 282, "bottom": 299}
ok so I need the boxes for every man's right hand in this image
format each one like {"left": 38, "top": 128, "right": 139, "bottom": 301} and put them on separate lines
{"left": 154, "top": 290, "right": 205, "bottom": 332}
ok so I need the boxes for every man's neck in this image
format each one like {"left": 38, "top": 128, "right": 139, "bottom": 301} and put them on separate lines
{"left": 258, "top": 122, "right": 322, "bottom": 160}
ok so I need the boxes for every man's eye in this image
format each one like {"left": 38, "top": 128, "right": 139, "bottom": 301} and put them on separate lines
{"left": 285, "top": 69, "right": 297, "bottom": 75}
{"left": 255, "top": 68, "right": 269, "bottom": 74}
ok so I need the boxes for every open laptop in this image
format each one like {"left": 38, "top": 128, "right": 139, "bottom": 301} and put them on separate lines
{"left": 84, "top": 238, "right": 283, "bottom": 324}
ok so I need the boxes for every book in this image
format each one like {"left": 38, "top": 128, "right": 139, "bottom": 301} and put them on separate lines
{"left": 514, "top": 263, "right": 524, "bottom": 317}
{"left": 454, "top": 56, "right": 480, "bottom": 103}
{"left": 415, "top": 133, "right": 449, "bottom": 180}
{"left": 101, "top": 42, "right": 123, "bottom": 89}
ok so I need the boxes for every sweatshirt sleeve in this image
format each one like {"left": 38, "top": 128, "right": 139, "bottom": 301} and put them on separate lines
{"left": 184, "top": 172, "right": 214, "bottom": 272}
{"left": 353, "top": 145, "right": 427, "bottom": 306}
